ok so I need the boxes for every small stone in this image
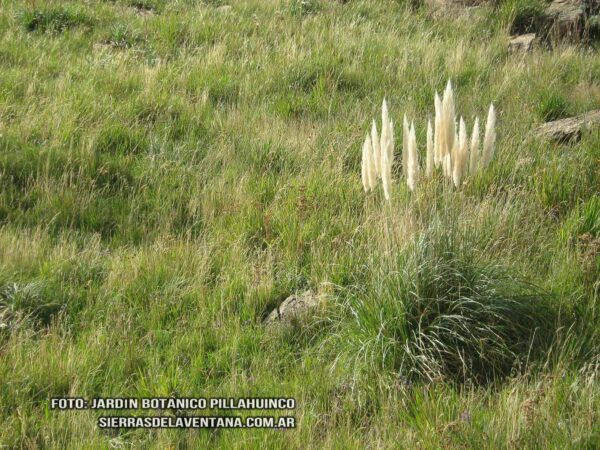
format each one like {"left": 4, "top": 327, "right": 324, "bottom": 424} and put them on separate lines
{"left": 460, "top": 410, "right": 472, "bottom": 423}
{"left": 509, "top": 33, "right": 537, "bottom": 53}
{"left": 93, "top": 42, "right": 113, "bottom": 51}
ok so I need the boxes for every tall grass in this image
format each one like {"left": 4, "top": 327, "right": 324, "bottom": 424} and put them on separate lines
{"left": 331, "top": 229, "right": 560, "bottom": 386}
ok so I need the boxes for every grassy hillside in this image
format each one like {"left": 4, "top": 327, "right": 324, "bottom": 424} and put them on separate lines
{"left": 0, "top": 0, "right": 598, "bottom": 448}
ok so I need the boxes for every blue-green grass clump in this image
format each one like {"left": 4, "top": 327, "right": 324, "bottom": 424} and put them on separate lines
{"left": 332, "top": 234, "right": 560, "bottom": 386}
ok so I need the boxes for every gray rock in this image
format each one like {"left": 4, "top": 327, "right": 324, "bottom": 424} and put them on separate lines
{"left": 424, "top": 0, "right": 486, "bottom": 16}
{"left": 264, "top": 291, "right": 323, "bottom": 326}
{"left": 544, "top": 0, "right": 591, "bottom": 42}
{"left": 535, "top": 109, "right": 600, "bottom": 143}
{"left": 590, "top": 14, "right": 600, "bottom": 32}
{"left": 425, "top": 0, "right": 486, "bottom": 7}
{"left": 509, "top": 33, "right": 537, "bottom": 53}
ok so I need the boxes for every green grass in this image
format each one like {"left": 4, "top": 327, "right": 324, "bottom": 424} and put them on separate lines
{"left": 0, "top": 0, "right": 599, "bottom": 448}
{"left": 500, "top": 0, "right": 547, "bottom": 35}
{"left": 19, "top": 5, "right": 95, "bottom": 34}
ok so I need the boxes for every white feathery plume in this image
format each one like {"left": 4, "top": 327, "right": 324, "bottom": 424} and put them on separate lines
{"left": 453, "top": 117, "right": 468, "bottom": 187}
{"left": 380, "top": 98, "right": 389, "bottom": 173}
{"left": 469, "top": 117, "right": 480, "bottom": 174}
{"left": 442, "top": 80, "right": 455, "bottom": 160}
{"left": 434, "top": 92, "right": 442, "bottom": 167}
{"left": 407, "top": 121, "right": 418, "bottom": 192}
{"left": 381, "top": 139, "right": 392, "bottom": 201}
{"left": 365, "top": 134, "right": 377, "bottom": 191}
{"left": 482, "top": 103, "right": 496, "bottom": 167}
{"left": 446, "top": 129, "right": 458, "bottom": 180}
{"left": 402, "top": 114, "right": 409, "bottom": 177}
{"left": 426, "top": 118, "right": 434, "bottom": 177}
{"left": 381, "top": 98, "right": 389, "bottom": 142}
{"left": 361, "top": 135, "right": 370, "bottom": 192}
{"left": 444, "top": 152, "right": 452, "bottom": 179}
{"left": 380, "top": 100, "right": 393, "bottom": 201}
{"left": 452, "top": 128, "right": 459, "bottom": 160}
{"left": 459, "top": 117, "right": 468, "bottom": 155}
{"left": 453, "top": 127, "right": 459, "bottom": 171}
{"left": 371, "top": 120, "right": 381, "bottom": 178}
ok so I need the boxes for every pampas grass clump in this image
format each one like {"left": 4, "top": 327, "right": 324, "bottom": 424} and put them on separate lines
{"left": 335, "top": 237, "right": 558, "bottom": 384}
{"left": 360, "top": 80, "right": 497, "bottom": 200}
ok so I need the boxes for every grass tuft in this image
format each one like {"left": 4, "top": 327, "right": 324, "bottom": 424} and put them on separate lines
{"left": 0, "top": 281, "right": 62, "bottom": 331}
{"left": 536, "top": 88, "right": 573, "bottom": 122}
{"left": 500, "top": 0, "right": 547, "bottom": 35}
{"left": 290, "top": 0, "right": 322, "bottom": 17}
{"left": 333, "top": 232, "right": 560, "bottom": 385}
{"left": 20, "top": 6, "right": 93, "bottom": 34}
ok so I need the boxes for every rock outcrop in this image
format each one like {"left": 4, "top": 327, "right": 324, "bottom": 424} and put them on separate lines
{"left": 544, "top": 0, "right": 589, "bottom": 41}
{"left": 535, "top": 109, "right": 600, "bottom": 142}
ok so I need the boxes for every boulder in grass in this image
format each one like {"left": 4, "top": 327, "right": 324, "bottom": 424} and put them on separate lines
{"left": 425, "top": 0, "right": 486, "bottom": 7}
{"left": 509, "top": 33, "right": 537, "bottom": 53}
{"left": 264, "top": 291, "right": 323, "bottom": 326}
{"left": 423, "top": 0, "right": 487, "bottom": 18}
{"left": 543, "top": 0, "right": 595, "bottom": 42}
{"left": 535, "top": 109, "right": 600, "bottom": 143}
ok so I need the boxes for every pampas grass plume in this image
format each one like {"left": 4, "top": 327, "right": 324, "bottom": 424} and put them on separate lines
{"left": 482, "top": 103, "right": 496, "bottom": 167}
{"left": 366, "top": 134, "right": 377, "bottom": 190}
{"left": 434, "top": 92, "right": 442, "bottom": 168}
{"left": 402, "top": 114, "right": 409, "bottom": 177}
{"left": 371, "top": 120, "right": 381, "bottom": 178}
{"left": 469, "top": 117, "right": 480, "bottom": 174}
{"left": 426, "top": 118, "right": 433, "bottom": 177}
{"left": 381, "top": 142, "right": 392, "bottom": 201}
{"left": 444, "top": 152, "right": 452, "bottom": 179}
{"left": 380, "top": 99, "right": 389, "bottom": 136}
{"left": 453, "top": 117, "right": 468, "bottom": 187}
{"left": 380, "top": 100, "right": 393, "bottom": 201}
{"left": 442, "top": 80, "right": 455, "bottom": 159}
{"left": 381, "top": 98, "right": 389, "bottom": 142}
{"left": 407, "top": 121, "right": 418, "bottom": 191}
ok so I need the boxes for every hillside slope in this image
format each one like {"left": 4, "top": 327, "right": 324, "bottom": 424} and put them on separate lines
{"left": 0, "top": 0, "right": 598, "bottom": 448}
